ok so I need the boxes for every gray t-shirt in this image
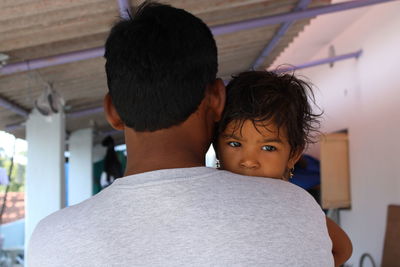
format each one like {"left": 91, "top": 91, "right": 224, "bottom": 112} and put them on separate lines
{"left": 28, "top": 167, "right": 333, "bottom": 266}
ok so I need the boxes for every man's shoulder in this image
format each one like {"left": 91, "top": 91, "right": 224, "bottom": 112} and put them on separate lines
{"left": 214, "top": 170, "right": 323, "bottom": 212}
{"left": 29, "top": 193, "right": 101, "bottom": 243}
{"left": 27, "top": 196, "right": 102, "bottom": 266}
{"left": 212, "top": 170, "right": 312, "bottom": 196}
{"left": 29, "top": 203, "right": 83, "bottom": 242}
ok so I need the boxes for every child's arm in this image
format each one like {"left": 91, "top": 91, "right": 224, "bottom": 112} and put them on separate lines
{"left": 326, "top": 217, "right": 353, "bottom": 267}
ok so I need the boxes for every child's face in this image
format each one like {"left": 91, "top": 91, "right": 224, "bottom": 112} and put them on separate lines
{"left": 217, "top": 120, "right": 298, "bottom": 180}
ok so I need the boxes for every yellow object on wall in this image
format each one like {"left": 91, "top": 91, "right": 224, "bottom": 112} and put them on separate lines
{"left": 320, "top": 132, "right": 351, "bottom": 209}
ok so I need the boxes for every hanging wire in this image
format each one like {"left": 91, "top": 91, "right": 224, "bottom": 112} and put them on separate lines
{"left": 359, "top": 253, "right": 376, "bottom": 267}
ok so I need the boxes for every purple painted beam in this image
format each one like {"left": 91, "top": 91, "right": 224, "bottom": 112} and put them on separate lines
{"left": 4, "top": 106, "right": 104, "bottom": 132}
{"left": 117, "top": 0, "right": 131, "bottom": 19}
{"left": 4, "top": 106, "right": 105, "bottom": 131}
{"left": 5, "top": 122, "right": 24, "bottom": 132}
{"left": 273, "top": 50, "right": 363, "bottom": 73}
{"left": 0, "top": 47, "right": 104, "bottom": 75}
{"left": 6, "top": 122, "right": 122, "bottom": 136}
{"left": 0, "top": 106, "right": 104, "bottom": 132}
{"left": 0, "top": 96, "right": 29, "bottom": 117}
{"left": 66, "top": 106, "right": 104, "bottom": 118}
{"left": 211, "top": 0, "right": 394, "bottom": 35}
{"left": 251, "top": 0, "right": 312, "bottom": 70}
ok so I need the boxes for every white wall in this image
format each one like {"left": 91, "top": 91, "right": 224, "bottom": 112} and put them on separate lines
{"left": 25, "top": 109, "right": 65, "bottom": 249}
{"left": 274, "top": 2, "right": 400, "bottom": 265}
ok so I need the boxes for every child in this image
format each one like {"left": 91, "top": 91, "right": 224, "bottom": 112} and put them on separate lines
{"left": 215, "top": 71, "right": 353, "bottom": 267}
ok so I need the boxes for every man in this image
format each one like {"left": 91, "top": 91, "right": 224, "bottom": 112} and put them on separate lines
{"left": 28, "top": 2, "right": 333, "bottom": 266}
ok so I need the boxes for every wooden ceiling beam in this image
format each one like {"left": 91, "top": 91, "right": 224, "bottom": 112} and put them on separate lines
{"left": 1, "top": 15, "right": 115, "bottom": 51}
{"left": 0, "top": 2, "right": 116, "bottom": 35}
{"left": 0, "top": 0, "right": 111, "bottom": 21}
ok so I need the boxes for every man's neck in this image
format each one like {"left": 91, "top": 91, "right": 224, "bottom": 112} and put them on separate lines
{"left": 123, "top": 127, "right": 209, "bottom": 176}
{"left": 124, "top": 152, "right": 205, "bottom": 176}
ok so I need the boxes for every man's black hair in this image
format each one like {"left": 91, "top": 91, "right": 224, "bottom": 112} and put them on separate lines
{"left": 218, "top": 71, "right": 322, "bottom": 156}
{"left": 104, "top": 1, "right": 218, "bottom": 131}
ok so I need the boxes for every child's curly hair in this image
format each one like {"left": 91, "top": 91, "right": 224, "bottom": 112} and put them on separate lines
{"left": 217, "top": 71, "right": 322, "bottom": 157}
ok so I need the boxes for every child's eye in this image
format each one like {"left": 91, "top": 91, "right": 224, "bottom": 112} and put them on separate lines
{"left": 227, "top": 141, "right": 241, "bottom": 147}
{"left": 261, "top": 145, "right": 276, "bottom": 151}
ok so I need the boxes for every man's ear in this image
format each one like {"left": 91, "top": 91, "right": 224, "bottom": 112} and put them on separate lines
{"left": 103, "top": 93, "right": 124, "bottom": 130}
{"left": 287, "top": 148, "right": 304, "bottom": 169}
{"left": 206, "top": 78, "right": 226, "bottom": 122}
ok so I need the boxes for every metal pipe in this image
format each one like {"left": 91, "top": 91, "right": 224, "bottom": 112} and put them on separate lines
{"left": 251, "top": 0, "right": 312, "bottom": 70}
{"left": 211, "top": 0, "right": 394, "bottom": 35}
{"left": 117, "top": 0, "right": 131, "bottom": 19}
{"left": 273, "top": 50, "right": 362, "bottom": 73}
{"left": 0, "top": 47, "right": 104, "bottom": 75}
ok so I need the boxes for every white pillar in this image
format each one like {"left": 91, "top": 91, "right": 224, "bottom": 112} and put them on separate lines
{"left": 68, "top": 128, "right": 93, "bottom": 206}
{"left": 25, "top": 109, "right": 66, "bottom": 247}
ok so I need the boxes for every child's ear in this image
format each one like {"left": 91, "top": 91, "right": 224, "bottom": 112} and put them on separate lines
{"left": 103, "top": 93, "right": 125, "bottom": 130}
{"left": 206, "top": 78, "right": 226, "bottom": 122}
{"left": 287, "top": 149, "right": 303, "bottom": 169}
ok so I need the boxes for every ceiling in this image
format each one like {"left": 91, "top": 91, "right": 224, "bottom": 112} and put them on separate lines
{"left": 0, "top": 0, "right": 331, "bottom": 145}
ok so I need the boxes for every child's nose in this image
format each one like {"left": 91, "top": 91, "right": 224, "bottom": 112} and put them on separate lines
{"left": 240, "top": 158, "right": 260, "bottom": 169}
